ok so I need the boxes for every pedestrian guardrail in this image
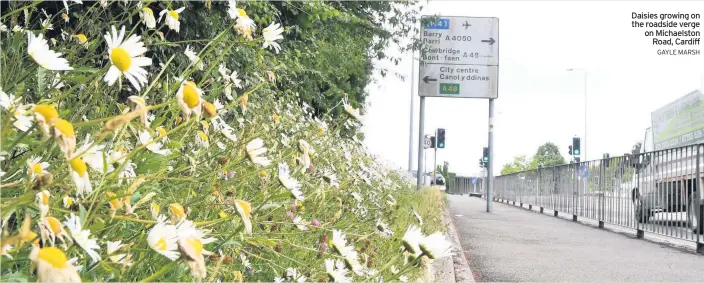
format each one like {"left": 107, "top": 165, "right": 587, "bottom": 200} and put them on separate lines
{"left": 447, "top": 176, "right": 483, "bottom": 195}
{"left": 493, "top": 143, "right": 704, "bottom": 253}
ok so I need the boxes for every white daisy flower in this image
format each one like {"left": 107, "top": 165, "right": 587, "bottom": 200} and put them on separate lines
{"left": 419, "top": 232, "right": 452, "bottom": 260}
{"left": 64, "top": 213, "right": 101, "bottom": 263}
{"left": 147, "top": 219, "right": 180, "bottom": 261}
{"left": 401, "top": 225, "right": 424, "bottom": 258}
{"left": 278, "top": 162, "right": 304, "bottom": 200}
{"left": 262, "top": 22, "right": 284, "bottom": 53}
{"left": 62, "top": 196, "right": 74, "bottom": 209}
{"left": 390, "top": 265, "right": 399, "bottom": 274}
{"left": 140, "top": 7, "right": 156, "bottom": 29}
{"left": 69, "top": 157, "right": 93, "bottom": 197}
{"left": 195, "top": 131, "right": 209, "bottom": 148}
{"left": 26, "top": 32, "right": 73, "bottom": 71}
{"left": 230, "top": 70, "right": 243, "bottom": 89}
{"left": 184, "top": 45, "right": 204, "bottom": 70}
{"left": 233, "top": 9, "right": 256, "bottom": 40}
{"left": 158, "top": 7, "right": 185, "bottom": 33}
{"left": 234, "top": 200, "right": 252, "bottom": 234}
{"left": 103, "top": 25, "right": 152, "bottom": 91}
{"left": 239, "top": 253, "right": 251, "bottom": 269}
{"left": 375, "top": 219, "right": 393, "bottom": 238}
{"left": 62, "top": 0, "right": 83, "bottom": 14}
{"left": 107, "top": 240, "right": 131, "bottom": 266}
{"left": 399, "top": 275, "right": 408, "bottom": 282}
{"left": 293, "top": 216, "right": 308, "bottom": 231}
{"left": 246, "top": 138, "right": 271, "bottom": 166}
{"left": 35, "top": 190, "right": 51, "bottom": 218}
{"left": 29, "top": 247, "right": 82, "bottom": 283}
{"left": 176, "top": 80, "right": 203, "bottom": 121}
{"left": 138, "top": 130, "right": 170, "bottom": 155}
{"left": 325, "top": 259, "right": 352, "bottom": 283}
{"left": 176, "top": 220, "right": 217, "bottom": 281}
{"left": 342, "top": 97, "right": 361, "bottom": 121}
{"left": 40, "top": 18, "right": 53, "bottom": 31}
{"left": 285, "top": 267, "right": 307, "bottom": 283}
{"left": 12, "top": 25, "right": 24, "bottom": 33}
{"left": 226, "top": 0, "right": 238, "bottom": 19}
{"left": 169, "top": 203, "right": 187, "bottom": 224}
{"left": 27, "top": 156, "right": 49, "bottom": 181}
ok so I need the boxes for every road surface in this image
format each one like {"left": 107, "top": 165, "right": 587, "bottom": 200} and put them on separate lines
{"left": 447, "top": 194, "right": 704, "bottom": 282}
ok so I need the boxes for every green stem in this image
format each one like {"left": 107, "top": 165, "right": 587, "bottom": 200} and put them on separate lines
{"left": 139, "top": 261, "right": 177, "bottom": 282}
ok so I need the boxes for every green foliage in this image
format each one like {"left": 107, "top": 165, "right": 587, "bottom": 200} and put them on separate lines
{"left": 500, "top": 155, "right": 531, "bottom": 175}
{"left": 530, "top": 142, "right": 566, "bottom": 168}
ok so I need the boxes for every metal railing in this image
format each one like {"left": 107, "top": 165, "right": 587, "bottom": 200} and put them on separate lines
{"left": 493, "top": 143, "right": 704, "bottom": 251}
{"left": 447, "top": 176, "right": 484, "bottom": 195}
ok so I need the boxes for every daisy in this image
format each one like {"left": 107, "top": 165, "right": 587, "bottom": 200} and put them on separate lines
{"left": 278, "top": 163, "right": 304, "bottom": 201}
{"left": 103, "top": 25, "right": 152, "bottom": 91}
{"left": 147, "top": 217, "right": 180, "bottom": 260}
{"left": 323, "top": 172, "right": 339, "bottom": 188}
{"left": 155, "top": 126, "right": 169, "bottom": 143}
{"left": 69, "top": 157, "right": 92, "bottom": 196}
{"left": 246, "top": 138, "right": 271, "bottom": 166}
{"left": 62, "top": 196, "right": 74, "bottom": 209}
{"left": 401, "top": 225, "right": 424, "bottom": 258}
{"left": 184, "top": 45, "right": 204, "bottom": 70}
{"left": 128, "top": 96, "right": 150, "bottom": 127}
{"left": 329, "top": 229, "right": 349, "bottom": 255}
{"left": 342, "top": 97, "right": 361, "bottom": 121}
{"left": 107, "top": 240, "right": 131, "bottom": 266}
{"left": 292, "top": 216, "right": 308, "bottom": 231}
{"left": 234, "top": 200, "right": 252, "bottom": 234}
{"left": 158, "top": 7, "right": 185, "bottom": 33}
{"left": 138, "top": 130, "right": 170, "bottom": 155}
{"left": 169, "top": 203, "right": 187, "bottom": 224}
{"left": 176, "top": 80, "right": 203, "bottom": 121}
{"left": 29, "top": 247, "right": 82, "bottom": 282}
{"left": 195, "top": 131, "right": 209, "bottom": 148}
{"left": 230, "top": 70, "right": 243, "bottom": 89}
{"left": 285, "top": 268, "right": 307, "bottom": 283}
{"left": 140, "top": 7, "right": 156, "bottom": 29}
{"left": 26, "top": 32, "right": 73, "bottom": 71}
{"left": 35, "top": 190, "right": 51, "bottom": 218}
{"left": 41, "top": 216, "right": 69, "bottom": 246}
{"left": 176, "top": 220, "right": 217, "bottom": 281}
{"left": 418, "top": 232, "right": 452, "bottom": 260}
{"left": 262, "top": 22, "right": 284, "bottom": 53}
{"left": 150, "top": 203, "right": 160, "bottom": 220}
{"left": 325, "top": 259, "right": 352, "bottom": 283}
{"left": 239, "top": 253, "right": 252, "bottom": 269}
{"left": 27, "top": 156, "right": 49, "bottom": 181}
{"left": 399, "top": 275, "right": 409, "bottom": 282}
{"left": 64, "top": 213, "right": 101, "bottom": 263}
{"left": 234, "top": 9, "right": 256, "bottom": 40}
{"left": 62, "top": 13, "right": 69, "bottom": 22}
{"left": 375, "top": 219, "right": 393, "bottom": 238}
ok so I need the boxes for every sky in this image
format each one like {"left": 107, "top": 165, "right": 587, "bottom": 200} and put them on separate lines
{"left": 361, "top": 1, "right": 704, "bottom": 177}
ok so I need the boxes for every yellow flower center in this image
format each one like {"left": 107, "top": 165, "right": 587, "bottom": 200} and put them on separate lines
{"left": 41, "top": 191, "right": 50, "bottom": 205}
{"left": 62, "top": 13, "right": 69, "bottom": 20}
{"left": 200, "top": 121, "right": 209, "bottom": 130}
{"left": 169, "top": 203, "right": 185, "bottom": 217}
{"left": 218, "top": 211, "right": 228, "bottom": 218}
{"left": 203, "top": 101, "right": 217, "bottom": 117}
{"left": 32, "top": 163, "right": 43, "bottom": 175}
{"left": 69, "top": 158, "right": 87, "bottom": 177}
{"left": 74, "top": 34, "right": 87, "bottom": 44}
{"left": 186, "top": 237, "right": 203, "bottom": 254}
{"left": 198, "top": 131, "right": 208, "bottom": 142}
{"left": 154, "top": 237, "right": 168, "bottom": 251}
{"left": 25, "top": 231, "right": 40, "bottom": 245}
{"left": 151, "top": 203, "right": 160, "bottom": 213}
{"left": 53, "top": 119, "right": 75, "bottom": 138}
{"left": 157, "top": 127, "right": 167, "bottom": 137}
{"left": 237, "top": 8, "right": 247, "bottom": 17}
{"left": 235, "top": 200, "right": 251, "bottom": 217}
{"left": 37, "top": 247, "right": 68, "bottom": 268}
{"left": 168, "top": 10, "right": 179, "bottom": 20}
{"left": 318, "top": 126, "right": 324, "bottom": 133}
{"left": 33, "top": 104, "right": 58, "bottom": 123}
{"left": 110, "top": 47, "right": 132, "bottom": 72}
{"left": 64, "top": 197, "right": 73, "bottom": 207}
{"left": 105, "top": 192, "right": 119, "bottom": 209}
{"left": 175, "top": 116, "right": 183, "bottom": 125}
{"left": 143, "top": 7, "right": 153, "bottom": 15}
{"left": 45, "top": 217, "right": 62, "bottom": 234}
{"left": 259, "top": 170, "right": 267, "bottom": 177}
{"left": 273, "top": 114, "right": 280, "bottom": 121}
{"left": 182, "top": 82, "right": 200, "bottom": 108}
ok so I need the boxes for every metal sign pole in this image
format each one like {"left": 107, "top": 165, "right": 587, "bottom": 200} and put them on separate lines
{"left": 433, "top": 129, "right": 438, "bottom": 184}
{"left": 416, "top": 97, "right": 426, "bottom": 191}
{"left": 408, "top": 53, "right": 416, "bottom": 172}
{"left": 487, "top": 98, "right": 495, "bottom": 212}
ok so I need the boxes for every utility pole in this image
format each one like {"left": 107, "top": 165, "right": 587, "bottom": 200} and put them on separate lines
{"left": 433, "top": 129, "right": 438, "bottom": 184}
{"left": 408, "top": 52, "right": 416, "bottom": 172}
{"left": 487, "top": 99, "right": 495, "bottom": 212}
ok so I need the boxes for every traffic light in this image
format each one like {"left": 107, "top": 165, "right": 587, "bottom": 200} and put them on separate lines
{"left": 572, "top": 137, "right": 581, "bottom": 156}
{"left": 478, "top": 158, "right": 484, "bottom": 168}
{"left": 568, "top": 145, "right": 573, "bottom": 155}
{"left": 430, "top": 135, "right": 436, "bottom": 148}
{"left": 436, "top": 128, "right": 446, "bottom": 148}
{"left": 482, "top": 147, "right": 489, "bottom": 163}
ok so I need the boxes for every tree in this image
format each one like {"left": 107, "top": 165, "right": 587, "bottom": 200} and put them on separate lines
{"left": 530, "top": 142, "right": 566, "bottom": 168}
{"left": 632, "top": 142, "right": 642, "bottom": 155}
{"left": 501, "top": 155, "right": 532, "bottom": 175}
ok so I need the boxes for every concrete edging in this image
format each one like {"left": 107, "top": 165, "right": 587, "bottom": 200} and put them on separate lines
{"left": 435, "top": 205, "right": 475, "bottom": 283}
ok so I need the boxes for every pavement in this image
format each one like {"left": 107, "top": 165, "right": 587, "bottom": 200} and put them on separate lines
{"left": 447, "top": 194, "right": 704, "bottom": 282}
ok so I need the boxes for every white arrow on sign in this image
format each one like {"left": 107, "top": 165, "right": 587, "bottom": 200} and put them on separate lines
{"left": 418, "top": 16, "right": 499, "bottom": 99}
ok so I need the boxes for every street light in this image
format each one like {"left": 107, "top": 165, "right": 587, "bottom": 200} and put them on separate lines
{"left": 567, "top": 68, "right": 587, "bottom": 160}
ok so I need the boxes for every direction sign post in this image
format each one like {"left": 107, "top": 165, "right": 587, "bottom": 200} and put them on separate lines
{"left": 414, "top": 15, "right": 500, "bottom": 212}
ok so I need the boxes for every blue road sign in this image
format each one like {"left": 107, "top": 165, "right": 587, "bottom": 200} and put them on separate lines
{"left": 472, "top": 177, "right": 478, "bottom": 184}
{"left": 424, "top": 18, "right": 450, "bottom": 30}
{"left": 579, "top": 165, "right": 589, "bottom": 177}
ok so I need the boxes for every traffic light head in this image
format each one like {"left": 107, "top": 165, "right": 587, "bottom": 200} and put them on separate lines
{"left": 430, "top": 135, "right": 436, "bottom": 148}
{"left": 568, "top": 145, "right": 573, "bottom": 155}
{"left": 437, "top": 128, "right": 446, "bottom": 148}
{"left": 478, "top": 158, "right": 484, "bottom": 168}
{"left": 482, "top": 147, "right": 489, "bottom": 162}
{"left": 572, "top": 137, "right": 581, "bottom": 156}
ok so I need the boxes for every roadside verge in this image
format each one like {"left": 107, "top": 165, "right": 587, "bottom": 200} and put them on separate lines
{"left": 435, "top": 193, "right": 475, "bottom": 283}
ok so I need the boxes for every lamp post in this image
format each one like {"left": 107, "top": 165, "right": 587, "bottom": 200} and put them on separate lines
{"left": 567, "top": 68, "right": 587, "bottom": 160}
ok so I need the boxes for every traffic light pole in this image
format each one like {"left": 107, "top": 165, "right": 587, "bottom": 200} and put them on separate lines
{"left": 433, "top": 129, "right": 437, "bottom": 184}
{"left": 416, "top": 97, "right": 426, "bottom": 191}
{"left": 487, "top": 98, "right": 495, "bottom": 212}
